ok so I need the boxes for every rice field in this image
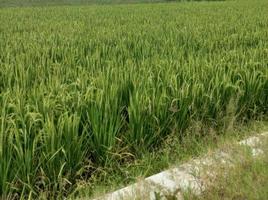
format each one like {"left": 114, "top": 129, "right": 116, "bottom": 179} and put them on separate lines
{"left": 0, "top": 0, "right": 268, "bottom": 199}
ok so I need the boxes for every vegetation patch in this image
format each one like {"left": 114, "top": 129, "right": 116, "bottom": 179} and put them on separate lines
{"left": 0, "top": 0, "right": 267, "bottom": 199}
{"left": 184, "top": 135, "right": 268, "bottom": 200}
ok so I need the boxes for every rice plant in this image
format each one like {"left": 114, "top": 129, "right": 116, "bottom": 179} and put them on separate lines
{"left": 0, "top": 0, "right": 267, "bottom": 198}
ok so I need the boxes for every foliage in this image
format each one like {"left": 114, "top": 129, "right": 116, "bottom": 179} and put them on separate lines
{"left": 0, "top": 0, "right": 267, "bottom": 198}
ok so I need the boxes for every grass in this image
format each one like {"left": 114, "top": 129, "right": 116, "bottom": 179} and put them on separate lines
{"left": 0, "top": 0, "right": 268, "bottom": 199}
{"left": 202, "top": 159, "right": 268, "bottom": 199}
{"left": 184, "top": 132, "right": 268, "bottom": 200}
{"left": 0, "top": 0, "right": 224, "bottom": 8}
{"left": 73, "top": 120, "right": 268, "bottom": 199}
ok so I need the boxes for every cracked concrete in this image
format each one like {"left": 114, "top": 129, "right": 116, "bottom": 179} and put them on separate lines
{"left": 94, "top": 132, "right": 268, "bottom": 200}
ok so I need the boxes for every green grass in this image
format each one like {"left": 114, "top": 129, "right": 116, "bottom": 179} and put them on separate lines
{"left": 72, "top": 121, "right": 268, "bottom": 200}
{"left": 202, "top": 158, "right": 268, "bottom": 199}
{"left": 0, "top": 0, "right": 225, "bottom": 8}
{"left": 0, "top": 0, "right": 162, "bottom": 8}
{"left": 0, "top": 0, "right": 268, "bottom": 199}
{"left": 184, "top": 134, "right": 268, "bottom": 200}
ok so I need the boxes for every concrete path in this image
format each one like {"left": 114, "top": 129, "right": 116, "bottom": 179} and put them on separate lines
{"left": 94, "top": 132, "right": 268, "bottom": 200}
